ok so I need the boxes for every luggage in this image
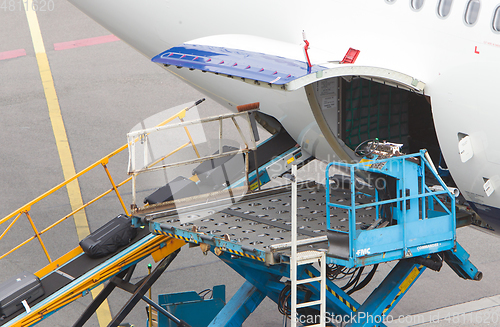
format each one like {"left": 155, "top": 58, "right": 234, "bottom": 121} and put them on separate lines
{"left": 144, "top": 176, "right": 200, "bottom": 205}
{"left": 0, "top": 271, "right": 44, "bottom": 318}
{"left": 193, "top": 146, "right": 244, "bottom": 191}
{"left": 79, "top": 214, "right": 137, "bottom": 258}
{"left": 192, "top": 146, "right": 239, "bottom": 176}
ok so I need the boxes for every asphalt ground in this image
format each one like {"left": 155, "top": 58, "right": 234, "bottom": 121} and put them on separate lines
{"left": 1, "top": 1, "right": 500, "bottom": 326}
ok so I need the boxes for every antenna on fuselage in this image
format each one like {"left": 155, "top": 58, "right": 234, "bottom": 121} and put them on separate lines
{"left": 302, "top": 30, "right": 312, "bottom": 71}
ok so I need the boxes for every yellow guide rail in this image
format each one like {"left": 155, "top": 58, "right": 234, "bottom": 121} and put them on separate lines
{"left": 0, "top": 102, "right": 201, "bottom": 266}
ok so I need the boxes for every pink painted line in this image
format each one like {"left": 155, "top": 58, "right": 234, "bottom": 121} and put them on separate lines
{"left": 54, "top": 34, "right": 120, "bottom": 51}
{"left": 0, "top": 49, "right": 27, "bottom": 61}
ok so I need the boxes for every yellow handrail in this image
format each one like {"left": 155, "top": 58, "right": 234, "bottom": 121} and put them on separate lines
{"left": 0, "top": 102, "right": 201, "bottom": 266}
{"left": 0, "top": 143, "right": 128, "bottom": 226}
{"left": 102, "top": 162, "right": 129, "bottom": 215}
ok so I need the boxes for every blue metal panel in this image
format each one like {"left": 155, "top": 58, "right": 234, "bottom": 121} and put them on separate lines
{"left": 158, "top": 291, "right": 201, "bottom": 305}
{"left": 152, "top": 44, "right": 325, "bottom": 85}
{"left": 249, "top": 169, "right": 271, "bottom": 191}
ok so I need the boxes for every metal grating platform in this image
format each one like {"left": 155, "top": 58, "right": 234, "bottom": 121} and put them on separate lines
{"left": 136, "top": 182, "right": 378, "bottom": 263}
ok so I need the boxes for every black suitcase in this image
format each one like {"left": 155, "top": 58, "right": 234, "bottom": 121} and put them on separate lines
{"left": 79, "top": 214, "right": 138, "bottom": 258}
{"left": 192, "top": 146, "right": 245, "bottom": 191}
{"left": 192, "top": 146, "right": 239, "bottom": 176}
{"left": 144, "top": 176, "right": 200, "bottom": 205}
{"left": 0, "top": 271, "right": 44, "bottom": 318}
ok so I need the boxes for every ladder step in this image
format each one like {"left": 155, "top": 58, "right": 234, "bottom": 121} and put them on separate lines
{"left": 296, "top": 250, "right": 324, "bottom": 265}
{"left": 296, "top": 276, "right": 321, "bottom": 285}
{"left": 296, "top": 299, "right": 323, "bottom": 309}
{"left": 269, "top": 235, "right": 328, "bottom": 251}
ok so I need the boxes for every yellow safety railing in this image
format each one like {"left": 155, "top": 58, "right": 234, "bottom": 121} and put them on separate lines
{"left": 0, "top": 100, "right": 204, "bottom": 266}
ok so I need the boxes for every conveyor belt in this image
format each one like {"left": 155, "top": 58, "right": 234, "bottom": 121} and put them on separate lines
{"left": 247, "top": 128, "right": 298, "bottom": 172}
{"left": 1, "top": 228, "right": 183, "bottom": 326}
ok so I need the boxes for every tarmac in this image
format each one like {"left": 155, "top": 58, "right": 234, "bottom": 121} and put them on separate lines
{"left": 1, "top": 1, "right": 500, "bottom": 326}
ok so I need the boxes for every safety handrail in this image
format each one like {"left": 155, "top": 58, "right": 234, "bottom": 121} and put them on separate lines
{"left": 325, "top": 150, "right": 457, "bottom": 267}
{"left": 325, "top": 151, "right": 455, "bottom": 224}
{"left": 0, "top": 101, "right": 203, "bottom": 265}
{"left": 127, "top": 106, "right": 259, "bottom": 207}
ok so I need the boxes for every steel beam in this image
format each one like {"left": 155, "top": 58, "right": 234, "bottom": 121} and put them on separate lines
{"left": 72, "top": 268, "right": 132, "bottom": 327}
{"left": 207, "top": 281, "right": 266, "bottom": 327}
{"left": 107, "top": 249, "right": 180, "bottom": 327}
{"left": 346, "top": 260, "right": 426, "bottom": 327}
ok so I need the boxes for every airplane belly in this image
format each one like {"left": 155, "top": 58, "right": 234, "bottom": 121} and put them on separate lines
{"left": 67, "top": 0, "right": 298, "bottom": 59}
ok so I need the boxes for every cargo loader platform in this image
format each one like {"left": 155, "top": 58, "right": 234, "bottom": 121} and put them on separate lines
{"left": 135, "top": 182, "right": 385, "bottom": 264}
{"left": 0, "top": 101, "right": 315, "bottom": 326}
{"left": 134, "top": 171, "right": 475, "bottom": 268}
{"left": 130, "top": 149, "right": 481, "bottom": 327}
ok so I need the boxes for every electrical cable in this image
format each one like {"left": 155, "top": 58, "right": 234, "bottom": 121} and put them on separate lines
{"left": 347, "top": 264, "right": 378, "bottom": 295}
{"left": 341, "top": 267, "right": 364, "bottom": 292}
{"left": 278, "top": 284, "right": 292, "bottom": 317}
{"left": 278, "top": 283, "right": 312, "bottom": 318}
{"left": 326, "top": 264, "right": 357, "bottom": 280}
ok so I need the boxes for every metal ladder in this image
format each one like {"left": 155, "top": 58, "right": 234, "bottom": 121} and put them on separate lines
{"left": 290, "top": 164, "right": 326, "bottom": 327}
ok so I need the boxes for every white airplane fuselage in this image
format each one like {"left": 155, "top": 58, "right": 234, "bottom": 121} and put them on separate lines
{"left": 67, "top": 0, "right": 500, "bottom": 232}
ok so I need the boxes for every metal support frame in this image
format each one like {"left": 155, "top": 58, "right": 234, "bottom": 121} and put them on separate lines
{"left": 73, "top": 250, "right": 182, "bottom": 327}
{"left": 73, "top": 268, "right": 135, "bottom": 327}
{"left": 207, "top": 281, "right": 266, "bottom": 327}
{"left": 120, "top": 142, "right": 483, "bottom": 327}
{"left": 290, "top": 164, "right": 326, "bottom": 327}
{"left": 443, "top": 242, "right": 482, "bottom": 281}
{"left": 0, "top": 101, "right": 204, "bottom": 267}
{"left": 128, "top": 108, "right": 259, "bottom": 207}
{"left": 345, "top": 260, "right": 426, "bottom": 327}
{"left": 215, "top": 252, "right": 358, "bottom": 326}
{"left": 135, "top": 149, "right": 479, "bottom": 327}
{"left": 109, "top": 250, "right": 181, "bottom": 327}
{"left": 142, "top": 296, "right": 190, "bottom": 327}
{"left": 206, "top": 237, "right": 480, "bottom": 327}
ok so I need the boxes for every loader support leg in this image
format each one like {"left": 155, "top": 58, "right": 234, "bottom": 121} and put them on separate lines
{"left": 107, "top": 249, "right": 180, "bottom": 327}
{"left": 347, "top": 260, "right": 425, "bottom": 327}
{"left": 208, "top": 281, "right": 266, "bottom": 327}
